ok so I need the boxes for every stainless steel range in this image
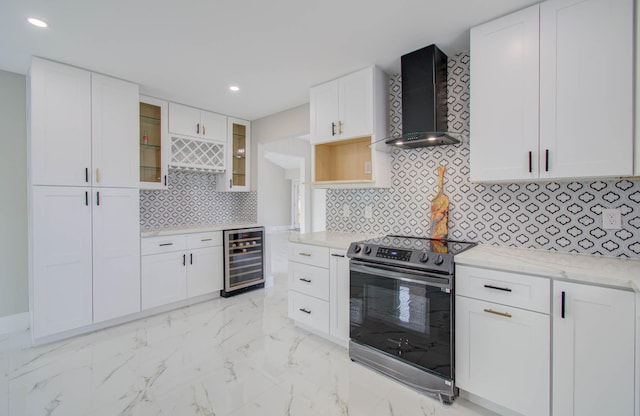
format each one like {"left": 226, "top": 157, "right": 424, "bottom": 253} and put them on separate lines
{"left": 347, "top": 235, "right": 476, "bottom": 404}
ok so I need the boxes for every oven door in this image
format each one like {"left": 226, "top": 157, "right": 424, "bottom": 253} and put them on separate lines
{"left": 349, "top": 259, "right": 453, "bottom": 380}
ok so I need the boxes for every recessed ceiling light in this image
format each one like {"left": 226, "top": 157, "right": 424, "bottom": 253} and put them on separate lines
{"left": 229, "top": 85, "right": 240, "bottom": 92}
{"left": 28, "top": 17, "right": 48, "bottom": 28}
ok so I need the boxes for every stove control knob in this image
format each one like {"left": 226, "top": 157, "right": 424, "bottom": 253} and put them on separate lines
{"left": 353, "top": 245, "right": 361, "bottom": 253}
{"left": 434, "top": 254, "right": 444, "bottom": 265}
{"left": 364, "top": 246, "right": 372, "bottom": 255}
{"left": 420, "top": 252, "right": 429, "bottom": 263}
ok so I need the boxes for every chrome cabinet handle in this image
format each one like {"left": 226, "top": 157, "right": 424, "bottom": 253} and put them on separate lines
{"left": 484, "top": 308, "right": 512, "bottom": 318}
{"left": 299, "top": 308, "right": 311, "bottom": 314}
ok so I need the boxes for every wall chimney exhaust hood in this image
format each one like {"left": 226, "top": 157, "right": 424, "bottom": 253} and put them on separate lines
{"left": 385, "top": 44, "right": 461, "bottom": 148}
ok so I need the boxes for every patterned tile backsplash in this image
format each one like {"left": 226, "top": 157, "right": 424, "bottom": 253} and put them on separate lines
{"left": 327, "top": 52, "right": 640, "bottom": 258}
{"left": 140, "top": 170, "right": 257, "bottom": 229}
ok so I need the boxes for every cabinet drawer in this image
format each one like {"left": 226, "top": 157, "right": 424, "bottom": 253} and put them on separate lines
{"left": 288, "top": 262, "right": 329, "bottom": 301}
{"left": 288, "top": 290, "right": 329, "bottom": 334}
{"left": 288, "top": 243, "right": 329, "bottom": 268}
{"left": 186, "top": 231, "right": 222, "bottom": 249}
{"left": 456, "top": 265, "right": 550, "bottom": 314}
{"left": 141, "top": 235, "right": 187, "bottom": 255}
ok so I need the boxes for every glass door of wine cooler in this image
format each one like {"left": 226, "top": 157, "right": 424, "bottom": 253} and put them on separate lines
{"left": 221, "top": 227, "right": 265, "bottom": 297}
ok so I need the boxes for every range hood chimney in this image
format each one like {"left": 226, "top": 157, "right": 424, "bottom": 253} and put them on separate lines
{"left": 385, "top": 44, "right": 460, "bottom": 148}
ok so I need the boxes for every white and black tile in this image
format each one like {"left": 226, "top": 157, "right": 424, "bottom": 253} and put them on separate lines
{"left": 140, "top": 170, "right": 257, "bottom": 229}
{"left": 327, "top": 52, "right": 640, "bottom": 258}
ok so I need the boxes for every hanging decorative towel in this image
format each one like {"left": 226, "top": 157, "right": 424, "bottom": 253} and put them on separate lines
{"left": 430, "top": 165, "right": 449, "bottom": 241}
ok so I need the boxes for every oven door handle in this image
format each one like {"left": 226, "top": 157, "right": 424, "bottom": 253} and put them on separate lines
{"left": 350, "top": 262, "right": 451, "bottom": 289}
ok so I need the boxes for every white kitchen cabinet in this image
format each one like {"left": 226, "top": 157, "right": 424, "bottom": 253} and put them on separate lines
{"left": 141, "top": 232, "right": 223, "bottom": 310}
{"left": 29, "top": 58, "right": 92, "bottom": 187}
{"left": 139, "top": 96, "right": 169, "bottom": 190}
{"left": 217, "top": 118, "right": 251, "bottom": 192}
{"left": 92, "top": 188, "right": 141, "bottom": 323}
{"left": 455, "top": 266, "right": 550, "bottom": 416}
{"left": 168, "top": 102, "right": 226, "bottom": 142}
{"left": 329, "top": 249, "right": 349, "bottom": 343}
{"left": 288, "top": 243, "right": 351, "bottom": 345}
{"left": 310, "top": 66, "right": 390, "bottom": 188}
{"left": 91, "top": 73, "right": 139, "bottom": 188}
{"left": 31, "top": 186, "right": 93, "bottom": 339}
{"left": 552, "top": 281, "right": 635, "bottom": 416}
{"left": 30, "top": 186, "right": 140, "bottom": 337}
{"left": 29, "top": 58, "right": 139, "bottom": 188}
{"left": 470, "top": 0, "right": 633, "bottom": 182}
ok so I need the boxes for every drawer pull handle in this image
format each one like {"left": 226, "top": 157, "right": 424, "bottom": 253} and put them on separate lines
{"left": 484, "top": 308, "right": 512, "bottom": 318}
{"left": 201, "top": 238, "right": 212, "bottom": 242}
{"left": 561, "top": 291, "right": 566, "bottom": 319}
{"left": 484, "top": 284, "right": 512, "bottom": 292}
{"left": 331, "top": 253, "right": 346, "bottom": 258}
{"left": 299, "top": 308, "right": 311, "bottom": 314}
{"left": 299, "top": 278, "right": 312, "bottom": 283}
{"left": 298, "top": 252, "right": 312, "bottom": 257}
{"left": 159, "top": 243, "right": 174, "bottom": 247}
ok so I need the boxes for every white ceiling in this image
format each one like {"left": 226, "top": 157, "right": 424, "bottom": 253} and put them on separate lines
{"left": 0, "top": 0, "right": 539, "bottom": 121}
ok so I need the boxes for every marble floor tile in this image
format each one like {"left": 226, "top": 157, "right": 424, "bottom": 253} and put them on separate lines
{"left": 1, "top": 232, "right": 496, "bottom": 416}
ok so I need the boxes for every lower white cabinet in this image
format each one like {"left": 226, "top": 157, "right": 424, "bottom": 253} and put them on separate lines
{"left": 288, "top": 243, "right": 350, "bottom": 345}
{"left": 552, "top": 281, "right": 635, "bottom": 416}
{"left": 30, "top": 186, "right": 140, "bottom": 339}
{"left": 141, "top": 232, "right": 223, "bottom": 310}
{"left": 455, "top": 265, "right": 550, "bottom": 416}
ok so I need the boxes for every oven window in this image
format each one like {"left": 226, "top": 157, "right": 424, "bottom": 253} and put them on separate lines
{"left": 350, "top": 267, "right": 452, "bottom": 378}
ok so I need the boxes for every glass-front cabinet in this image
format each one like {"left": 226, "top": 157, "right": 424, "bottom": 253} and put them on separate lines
{"left": 217, "top": 117, "right": 250, "bottom": 192}
{"left": 139, "top": 95, "right": 168, "bottom": 189}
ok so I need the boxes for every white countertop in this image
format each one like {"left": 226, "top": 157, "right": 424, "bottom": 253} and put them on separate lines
{"left": 456, "top": 244, "right": 640, "bottom": 292}
{"left": 141, "top": 223, "right": 260, "bottom": 237}
{"left": 288, "top": 231, "right": 382, "bottom": 250}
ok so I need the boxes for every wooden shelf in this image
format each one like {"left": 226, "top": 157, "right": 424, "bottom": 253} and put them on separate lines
{"left": 314, "top": 136, "right": 372, "bottom": 182}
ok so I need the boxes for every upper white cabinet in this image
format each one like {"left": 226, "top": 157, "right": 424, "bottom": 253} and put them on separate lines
{"left": 553, "top": 281, "right": 635, "bottom": 416}
{"left": 29, "top": 58, "right": 139, "bottom": 188}
{"left": 168, "top": 102, "right": 226, "bottom": 142}
{"left": 139, "top": 96, "right": 169, "bottom": 190}
{"left": 216, "top": 118, "right": 251, "bottom": 192}
{"left": 470, "top": 0, "right": 634, "bottom": 182}
{"left": 310, "top": 66, "right": 390, "bottom": 188}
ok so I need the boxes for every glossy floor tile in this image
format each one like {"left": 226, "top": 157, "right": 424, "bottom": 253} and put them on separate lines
{"left": 0, "top": 232, "right": 496, "bottom": 416}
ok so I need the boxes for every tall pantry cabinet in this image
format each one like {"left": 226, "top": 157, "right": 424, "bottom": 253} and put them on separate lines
{"left": 28, "top": 57, "right": 141, "bottom": 340}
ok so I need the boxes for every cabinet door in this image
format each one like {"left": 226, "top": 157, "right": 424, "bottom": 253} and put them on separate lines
{"left": 31, "top": 186, "right": 93, "bottom": 339}
{"left": 310, "top": 79, "right": 340, "bottom": 144}
{"left": 92, "top": 188, "right": 140, "bottom": 323}
{"left": 329, "top": 249, "right": 349, "bottom": 343}
{"left": 168, "top": 102, "right": 200, "bottom": 137}
{"left": 217, "top": 118, "right": 250, "bottom": 192}
{"left": 199, "top": 110, "right": 227, "bottom": 142}
{"left": 339, "top": 68, "right": 372, "bottom": 140}
{"left": 469, "top": 5, "right": 540, "bottom": 182}
{"left": 456, "top": 296, "right": 550, "bottom": 415}
{"left": 187, "top": 247, "right": 223, "bottom": 298}
{"left": 539, "top": 0, "right": 633, "bottom": 178}
{"left": 140, "top": 96, "right": 169, "bottom": 189}
{"left": 141, "top": 252, "right": 187, "bottom": 310}
{"left": 30, "top": 58, "right": 91, "bottom": 186}
{"left": 91, "top": 74, "right": 139, "bottom": 188}
{"left": 552, "top": 282, "right": 635, "bottom": 416}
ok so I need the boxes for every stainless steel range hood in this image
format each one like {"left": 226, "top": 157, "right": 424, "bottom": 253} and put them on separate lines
{"left": 385, "top": 44, "right": 461, "bottom": 148}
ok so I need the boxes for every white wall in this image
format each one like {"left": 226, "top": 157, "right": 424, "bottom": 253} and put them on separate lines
{"left": 0, "top": 70, "right": 28, "bottom": 318}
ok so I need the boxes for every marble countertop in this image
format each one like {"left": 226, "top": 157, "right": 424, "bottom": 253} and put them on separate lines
{"left": 141, "top": 223, "right": 260, "bottom": 237}
{"left": 456, "top": 244, "right": 640, "bottom": 292}
{"left": 288, "top": 231, "right": 382, "bottom": 250}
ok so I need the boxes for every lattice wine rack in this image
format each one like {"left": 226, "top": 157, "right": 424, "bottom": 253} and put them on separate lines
{"left": 169, "top": 136, "right": 226, "bottom": 172}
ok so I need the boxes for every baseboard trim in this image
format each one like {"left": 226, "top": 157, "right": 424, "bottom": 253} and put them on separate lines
{"left": 0, "top": 312, "right": 30, "bottom": 335}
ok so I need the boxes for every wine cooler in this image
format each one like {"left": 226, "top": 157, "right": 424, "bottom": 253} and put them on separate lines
{"left": 221, "top": 227, "right": 265, "bottom": 297}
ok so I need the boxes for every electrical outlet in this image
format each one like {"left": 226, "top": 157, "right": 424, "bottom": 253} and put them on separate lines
{"left": 602, "top": 208, "right": 622, "bottom": 230}
{"left": 364, "top": 161, "right": 372, "bottom": 174}
{"left": 342, "top": 204, "right": 350, "bottom": 218}
{"left": 364, "top": 205, "right": 373, "bottom": 219}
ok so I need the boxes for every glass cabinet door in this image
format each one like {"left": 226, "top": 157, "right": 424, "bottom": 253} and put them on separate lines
{"left": 139, "top": 96, "right": 168, "bottom": 189}
{"left": 231, "top": 122, "right": 247, "bottom": 187}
